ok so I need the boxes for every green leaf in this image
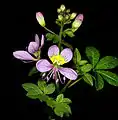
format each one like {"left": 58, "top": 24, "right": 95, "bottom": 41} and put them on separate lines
{"left": 79, "top": 60, "right": 88, "bottom": 65}
{"left": 83, "top": 73, "right": 93, "bottom": 86}
{"left": 26, "top": 91, "right": 40, "bottom": 99}
{"left": 46, "top": 98, "right": 56, "bottom": 108}
{"left": 80, "top": 64, "right": 92, "bottom": 73}
{"left": 56, "top": 94, "right": 64, "bottom": 103}
{"left": 38, "top": 94, "right": 49, "bottom": 102}
{"left": 96, "top": 70, "right": 118, "bottom": 86}
{"left": 38, "top": 80, "right": 46, "bottom": 92}
{"left": 28, "top": 66, "right": 38, "bottom": 76}
{"left": 64, "top": 29, "right": 75, "bottom": 37}
{"left": 73, "top": 48, "right": 81, "bottom": 65}
{"left": 62, "top": 98, "right": 72, "bottom": 104}
{"left": 22, "top": 83, "right": 43, "bottom": 94}
{"left": 95, "top": 73, "right": 104, "bottom": 91}
{"left": 46, "top": 33, "right": 54, "bottom": 41}
{"left": 95, "top": 56, "right": 118, "bottom": 69}
{"left": 44, "top": 83, "right": 55, "bottom": 95}
{"left": 85, "top": 47, "right": 100, "bottom": 68}
{"left": 53, "top": 35, "right": 59, "bottom": 43}
{"left": 54, "top": 103, "right": 71, "bottom": 117}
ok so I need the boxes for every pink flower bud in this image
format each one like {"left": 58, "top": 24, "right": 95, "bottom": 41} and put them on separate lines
{"left": 36, "top": 12, "right": 46, "bottom": 27}
{"left": 72, "top": 14, "right": 84, "bottom": 30}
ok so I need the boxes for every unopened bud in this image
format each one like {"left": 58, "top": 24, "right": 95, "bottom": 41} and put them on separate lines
{"left": 72, "top": 14, "right": 84, "bottom": 29}
{"left": 65, "top": 15, "right": 69, "bottom": 20}
{"left": 66, "top": 9, "right": 70, "bottom": 13}
{"left": 36, "top": 12, "right": 46, "bottom": 27}
{"left": 58, "top": 15, "right": 63, "bottom": 21}
{"left": 70, "top": 13, "right": 77, "bottom": 19}
{"left": 60, "top": 4, "right": 65, "bottom": 11}
{"left": 57, "top": 8, "right": 61, "bottom": 13}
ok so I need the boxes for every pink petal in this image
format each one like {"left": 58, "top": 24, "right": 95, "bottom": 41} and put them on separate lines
{"left": 13, "top": 51, "right": 34, "bottom": 60}
{"left": 58, "top": 67, "right": 78, "bottom": 80}
{"left": 60, "top": 48, "right": 73, "bottom": 63}
{"left": 48, "top": 45, "right": 59, "bottom": 57}
{"left": 41, "top": 34, "right": 44, "bottom": 47}
{"left": 28, "top": 42, "right": 39, "bottom": 54}
{"left": 36, "top": 59, "right": 53, "bottom": 72}
{"left": 35, "top": 34, "right": 40, "bottom": 45}
{"left": 76, "top": 14, "right": 84, "bottom": 21}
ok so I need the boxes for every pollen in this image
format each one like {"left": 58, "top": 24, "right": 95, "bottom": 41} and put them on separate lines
{"left": 50, "top": 55, "right": 66, "bottom": 65}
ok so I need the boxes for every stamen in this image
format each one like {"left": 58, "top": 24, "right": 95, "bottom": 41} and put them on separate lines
{"left": 56, "top": 79, "right": 59, "bottom": 84}
{"left": 42, "top": 73, "right": 46, "bottom": 78}
{"left": 44, "top": 69, "right": 53, "bottom": 81}
{"left": 57, "top": 71, "right": 65, "bottom": 84}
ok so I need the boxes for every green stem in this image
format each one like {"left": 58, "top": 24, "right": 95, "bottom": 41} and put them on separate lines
{"left": 56, "top": 82, "right": 60, "bottom": 94}
{"left": 61, "top": 40, "right": 73, "bottom": 50}
{"left": 68, "top": 77, "right": 83, "bottom": 88}
{"left": 59, "top": 80, "right": 72, "bottom": 94}
{"left": 58, "top": 23, "right": 64, "bottom": 50}
{"left": 44, "top": 27, "right": 56, "bottom": 35}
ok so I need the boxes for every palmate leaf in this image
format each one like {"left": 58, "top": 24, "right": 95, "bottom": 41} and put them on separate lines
{"left": 95, "top": 56, "right": 118, "bottom": 69}
{"left": 96, "top": 70, "right": 118, "bottom": 86}
{"left": 85, "top": 47, "right": 100, "bottom": 68}
{"left": 95, "top": 73, "right": 104, "bottom": 91}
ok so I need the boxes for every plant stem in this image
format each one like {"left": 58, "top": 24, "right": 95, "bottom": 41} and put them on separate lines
{"left": 44, "top": 27, "right": 56, "bottom": 35}
{"left": 68, "top": 77, "right": 83, "bottom": 88}
{"left": 58, "top": 23, "right": 64, "bottom": 50}
{"left": 59, "top": 80, "right": 72, "bottom": 94}
{"left": 56, "top": 82, "right": 60, "bottom": 94}
{"left": 61, "top": 40, "right": 73, "bottom": 50}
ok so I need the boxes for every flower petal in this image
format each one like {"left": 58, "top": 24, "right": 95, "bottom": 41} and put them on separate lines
{"left": 35, "top": 34, "right": 40, "bottom": 45}
{"left": 48, "top": 45, "right": 59, "bottom": 57}
{"left": 13, "top": 51, "right": 34, "bottom": 60}
{"left": 60, "top": 48, "right": 73, "bottom": 63}
{"left": 36, "top": 59, "right": 53, "bottom": 72}
{"left": 41, "top": 34, "right": 44, "bottom": 47}
{"left": 28, "top": 42, "right": 39, "bottom": 54}
{"left": 58, "top": 67, "right": 78, "bottom": 80}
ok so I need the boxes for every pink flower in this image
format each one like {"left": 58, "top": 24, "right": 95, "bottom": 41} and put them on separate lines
{"left": 36, "top": 45, "right": 78, "bottom": 84}
{"left": 13, "top": 34, "right": 44, "bottom": 62}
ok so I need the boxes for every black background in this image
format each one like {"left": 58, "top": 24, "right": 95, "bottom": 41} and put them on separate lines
{"left": 8, "top": 0, "right": 118, "bottom": 119}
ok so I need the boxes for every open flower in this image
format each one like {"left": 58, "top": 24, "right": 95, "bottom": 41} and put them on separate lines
{"left": 36, "top": 45, "right": 78, "bottom": 83}
{"left": 13, "top": 34, "right": 44, "bottom": 62}
{"left": 36, "top": 12, "right": 46, "bottom": 27}
{"left": 72, "top": 14, "right": 84, "bottom": 32}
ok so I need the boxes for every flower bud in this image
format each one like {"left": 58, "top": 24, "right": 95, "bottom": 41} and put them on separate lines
{"left": 70, "top": 13, "right": 77, "bottom": 19}
{"left": 66, "top": 9, "right": 70, "bottom": 13}
{"left": 36, "top": 12, "right": 46, "bottom": 27}
{"left": 58, "top": 15, "right": 63, "bottom": 21}
{"left": 60, "top": 4, "right": 65, "bottom": 11}
{"left": 72, "top": 14, "right": 84, "bottom": 30}
{"left": 57, "top": 8, "right": 61, "bottom": 13}
{"left": 65, "top": 15, "right": 69, "bottom": 20}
